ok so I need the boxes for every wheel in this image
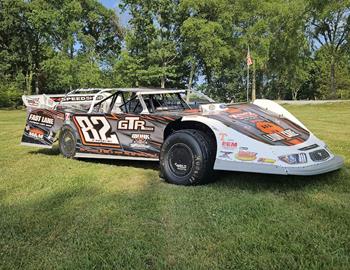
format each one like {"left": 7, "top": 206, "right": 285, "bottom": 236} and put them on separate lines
{"left": 160, "top": 129, "right": 214, "bottom": 185}
{"left": 59, "top": 126, "right": 77, "bottom": 158}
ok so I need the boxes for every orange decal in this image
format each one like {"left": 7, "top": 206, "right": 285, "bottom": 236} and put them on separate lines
{"left": 256, "top": 121, "right": 284, "bottom": 134}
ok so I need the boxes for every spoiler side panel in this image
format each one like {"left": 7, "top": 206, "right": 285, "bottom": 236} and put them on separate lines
{"left": 21, "top": 107, "right": 65, "bottom": 148}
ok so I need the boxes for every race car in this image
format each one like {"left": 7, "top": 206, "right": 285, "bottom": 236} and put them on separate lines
{"left": 21, "top": 88, "right": 344, "bottom": 185}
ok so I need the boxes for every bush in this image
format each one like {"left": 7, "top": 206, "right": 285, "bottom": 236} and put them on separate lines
{"left": 0, "top": 84, "right": 22, "bottom": 108}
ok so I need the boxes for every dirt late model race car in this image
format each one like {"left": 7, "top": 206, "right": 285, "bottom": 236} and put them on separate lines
{"left": 21, "top": 88, "right": 344, "bottom": 185}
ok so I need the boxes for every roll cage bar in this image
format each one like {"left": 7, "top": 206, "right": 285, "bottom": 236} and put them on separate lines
{"left": 58, "top": 88, "right": 201, "bottom": 114}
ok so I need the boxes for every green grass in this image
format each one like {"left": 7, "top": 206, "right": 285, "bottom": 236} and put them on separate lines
{"left": 0, "top": 103, "right": 349, "bottom": 269}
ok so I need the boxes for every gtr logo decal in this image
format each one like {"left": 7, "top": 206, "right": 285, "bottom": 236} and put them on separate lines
{"left": 74, "top": 116, "right": 120, "bottom": 147}
{"left": 117, "top": 116, "right": 154, "bottom": 131}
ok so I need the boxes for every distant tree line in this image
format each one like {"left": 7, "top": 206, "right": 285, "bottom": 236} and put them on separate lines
{"left": 0, "top": 0, "right": 349, "bottom": 107}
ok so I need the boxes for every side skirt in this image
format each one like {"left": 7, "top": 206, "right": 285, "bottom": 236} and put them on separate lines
{"left": 75, "top": 152, "right": 159, "bottom": 161}
{"left": 21, "top": 142, "right": 53, "bottom": 149}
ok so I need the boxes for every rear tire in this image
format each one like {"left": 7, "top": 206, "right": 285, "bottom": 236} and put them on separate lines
{"left": 160, "top": 129, "right": 214, "bottom": 185}
{"left": 59, "top": 126, "right": 77, "bottom": 158}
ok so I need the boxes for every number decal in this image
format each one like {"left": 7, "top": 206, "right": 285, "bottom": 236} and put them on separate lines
{"left": 74, "top": 116, "right": 120, "bottom": 147}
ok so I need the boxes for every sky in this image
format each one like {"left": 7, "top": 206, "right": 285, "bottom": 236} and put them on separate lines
{"left": 99, "top": 0, "right": 130, "bottom": 26}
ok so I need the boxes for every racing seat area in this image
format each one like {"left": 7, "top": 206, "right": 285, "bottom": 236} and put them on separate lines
{"left": 119, "top": 94, "right": 144, "bottom": 114}
{"left": 110, "top": 95, "right": 123, "bottom": 114}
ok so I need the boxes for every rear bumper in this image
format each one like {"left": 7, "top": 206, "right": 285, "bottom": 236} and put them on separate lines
{"left": 214, "top": 155, "right": 344, "bottom": 176}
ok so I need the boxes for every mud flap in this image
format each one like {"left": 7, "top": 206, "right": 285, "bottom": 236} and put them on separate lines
{"left": 21, "top": 108, "right": 64, "bottom": 148}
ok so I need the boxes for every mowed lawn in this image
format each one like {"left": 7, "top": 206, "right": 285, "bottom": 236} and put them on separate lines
{"left": 0, "top": 103, "right": 349, "bottom": 270}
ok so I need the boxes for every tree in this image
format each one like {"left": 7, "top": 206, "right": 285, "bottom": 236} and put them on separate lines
{"left": 0, "top": 0, "right": 123, "bottom": 107}
{"left": 120, "top": 0, "right": 183, "bottom": 88}
{"left": 308, "top": 0, "right": 350, "bottom": 98}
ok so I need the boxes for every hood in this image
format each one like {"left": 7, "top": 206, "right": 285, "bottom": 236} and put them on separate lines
{"left": 163, "top": 103, "right": 310, "bottom": 147}
{"left": 206, "top": 103, "right": 310, "bottom": 146}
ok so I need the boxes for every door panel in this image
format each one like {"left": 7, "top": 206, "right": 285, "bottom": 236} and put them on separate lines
{"left": 73, "top": 113, "right": 174, "bottom": 159}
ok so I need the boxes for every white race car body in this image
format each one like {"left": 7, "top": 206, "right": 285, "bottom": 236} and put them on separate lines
{"left": 21, "top": 88, "right": 344, "bottom": 177}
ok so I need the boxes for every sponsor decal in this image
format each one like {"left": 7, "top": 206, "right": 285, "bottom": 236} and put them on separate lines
{"left": 27, "top": 126, "right": 45, "bottom": 139}
{"left": 78, "top": 147, "right": 158, "bottom": 158}
{"left": 51, "top": 95, "right": 103, "bottom": 103}
{"left": 222, "top": 140, "right": 237, "bottom": 150}
{"left": 255, "top": 122, "right": 299, "bottom": 142}
{"left": 225, "top": 107, "right": 241, "bottom": 114}
{"left": 74, "top": 115, "right": 120, "bottom": 147}
{"left": 28, "top": 111, "right": 55, "bottom": 127}
{"left": 63, "top": 95, "right": 96, "bottom": 102}
{"left": 263, "top": 129, "right": 299, "bottom": 142}
{"left": 219, "top": 133, "right": 238, "bottom": 150}
{"left": 130, "top": 133, "right": 151, "bottom": 148}
{"left": 257, "top": 157, "right": 276, "bottom": 164}
{"left": 219, "top": 151, "right": 234, "bottom": 160}
{"left": 229, "top": 111, "right": 258, "bottom": 120}
{"left": 26, "top": 97, "right": 40, "bottom": 107}
{"left": 235, "top": 147, "right": 257, "bottom": 161}
{"left": 117, "top": 116, "right": 154, "bottom": 131}
{"left": 208, "top": 104, "right": 216, "bottom": 110}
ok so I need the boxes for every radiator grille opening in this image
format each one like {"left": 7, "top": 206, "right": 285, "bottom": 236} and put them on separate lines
{"left": 309, "top": 149, "right": 330, "bottom": 162}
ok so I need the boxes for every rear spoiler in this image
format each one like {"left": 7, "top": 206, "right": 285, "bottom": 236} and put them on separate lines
{"left": 22, "top": 94, "right": 56, "bottom": 109}
{"left": 22, "top": 93, "right": 107, "bottom": 109}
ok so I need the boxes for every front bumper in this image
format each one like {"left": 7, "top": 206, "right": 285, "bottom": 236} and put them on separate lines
{"left": 284, "top": 155, "right": 344, "bottom": 175}
{"left": 214, "top": 155, "right": 344, "bottom": 176}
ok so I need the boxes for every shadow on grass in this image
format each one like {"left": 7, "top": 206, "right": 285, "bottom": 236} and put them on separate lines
{"left": 212, "top": 169, "right": 343, "bottom": 192}
{"left": 29, "top": 146, "right": 159, "bottom": 170}
{"left": 0, "top": 181, "right": 174, "bottom": 269}
{"left": 29, "top": 147, "right": 60, "bottom": 156}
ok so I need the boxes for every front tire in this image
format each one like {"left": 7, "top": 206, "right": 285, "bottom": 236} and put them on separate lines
{"left": 160, "top": 129, "right": 214, "bottom": 185}
{"left": 59, "top": 126, "right": 77, "bottom": 158}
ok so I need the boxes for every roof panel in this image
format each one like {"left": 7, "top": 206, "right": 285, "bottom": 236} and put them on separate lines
{"left": 71, "top": 88, "right": 186, "bottom": 94}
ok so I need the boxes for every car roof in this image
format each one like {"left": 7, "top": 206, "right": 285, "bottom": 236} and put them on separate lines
{"left": 72, "top": 88, "right": 186, "bottom": 95}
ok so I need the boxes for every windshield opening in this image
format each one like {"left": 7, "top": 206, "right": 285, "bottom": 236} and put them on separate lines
{"left": 144, "top": 93, "right": 190, "bottom": 113}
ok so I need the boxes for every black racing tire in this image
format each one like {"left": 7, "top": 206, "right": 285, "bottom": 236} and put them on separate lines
{"left": 160, "top": 129, "right": 214, "bottom": 185}
{"left": 58, "top": 126, "right": 77, "bottom": 158}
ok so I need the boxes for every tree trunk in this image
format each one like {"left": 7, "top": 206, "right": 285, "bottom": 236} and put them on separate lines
{"left": 160, "top": 61, "right": 166, "bottom": 89}
{"left": 186, "top": 63, "right": 195, "bottom": 103}
{"left": 160, "top": 76, "right": 165, "bottom": 88}
{"left": 35, "top": 75, "right": 39, "bottom": 95}
{"left": 277, "top": 79, "right": 281, "bottom": 100}
{"left": 69, "top": 43, "right": 74, "bottom": 91}
{"left": 292, "top": 88, "right": 298, "bottom": 100}
{"left": 330, "top": 56, "right": 336, "bottom": 99}
{"left": 25, "top": 70, "right": 33, "bottom": 95}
